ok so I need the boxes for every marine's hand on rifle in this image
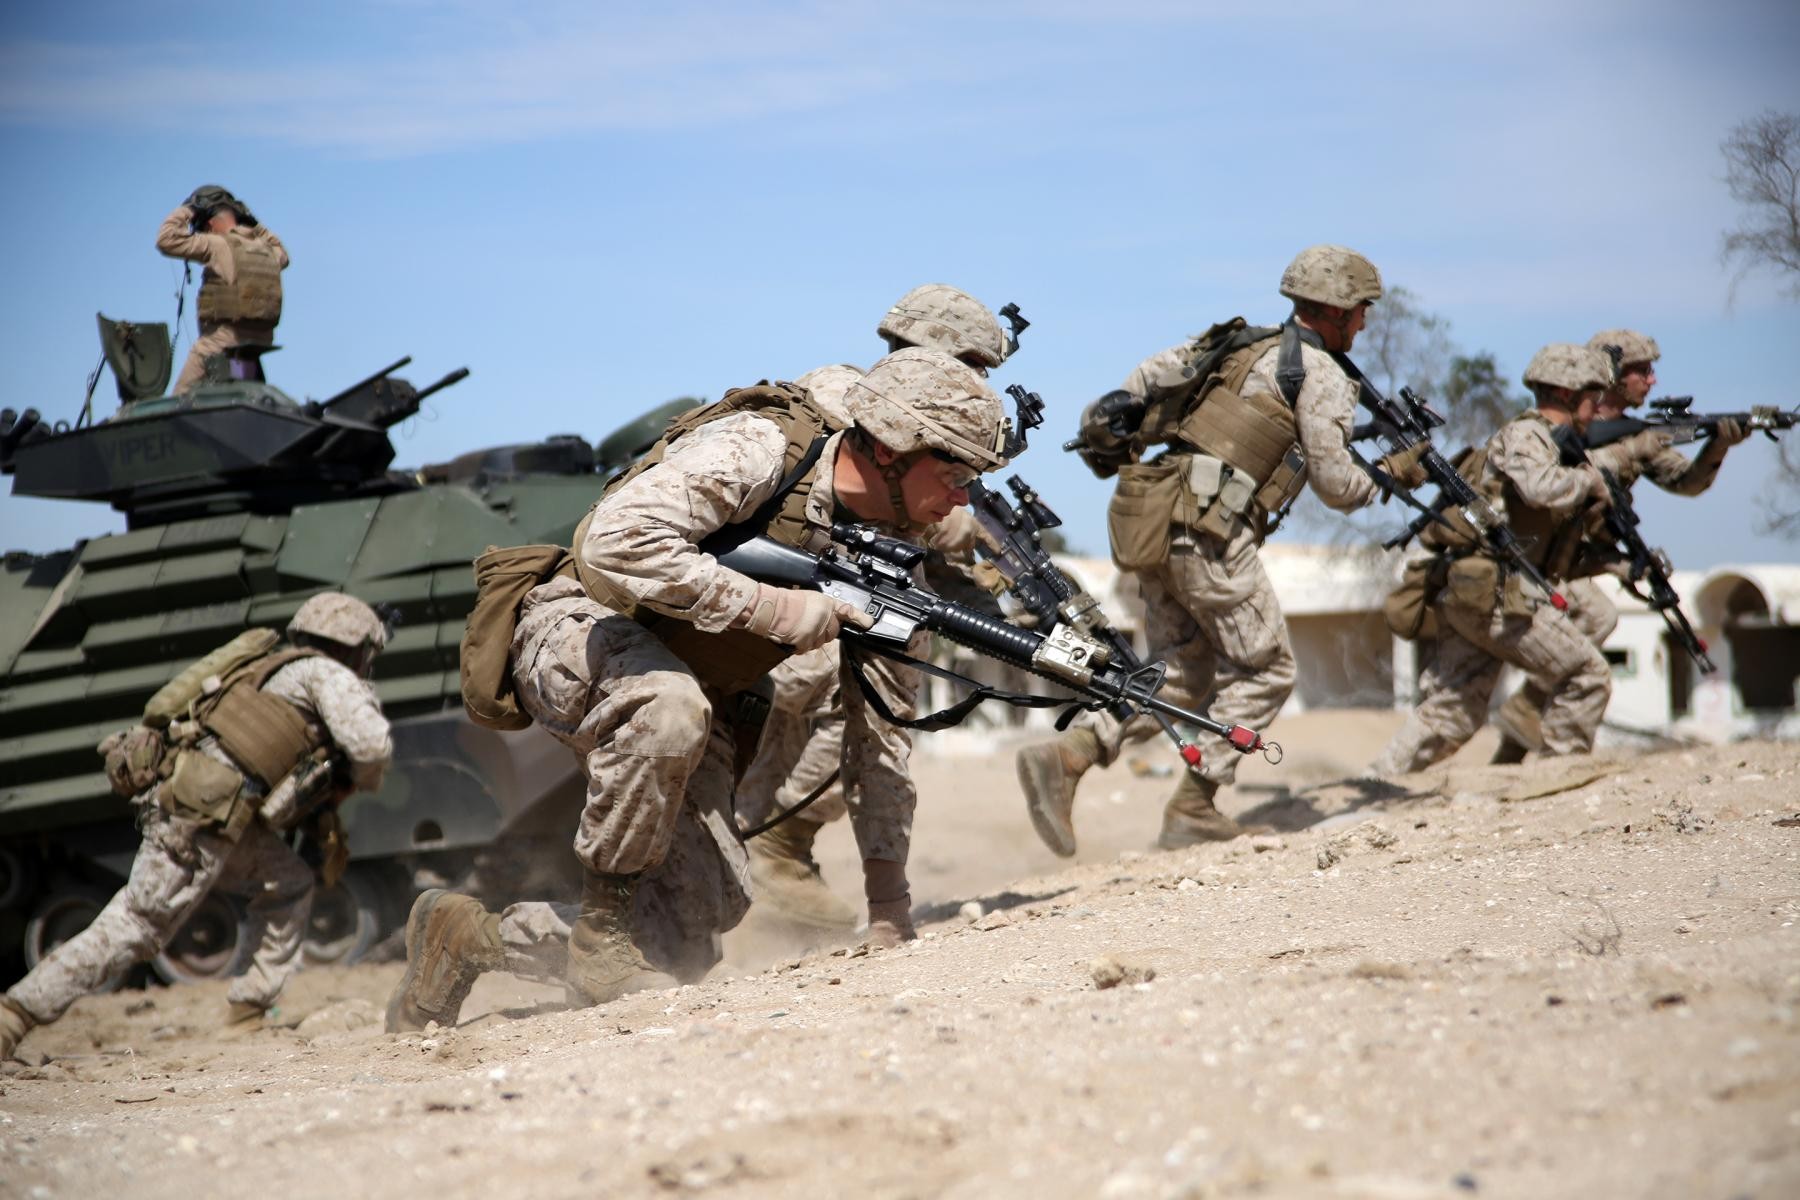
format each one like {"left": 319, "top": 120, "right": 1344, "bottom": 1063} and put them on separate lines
{"left": 1375, "top": 442, "right": 1431, "bottom": 490}
{"left": 733, "top": 584, "right": 873, "bottom": 653}
{"left": 1582, "top": 464, "right": 1614, "bottom": 509}
{"left": 1711, "top": 416, "right": 1749, "bottom": 447}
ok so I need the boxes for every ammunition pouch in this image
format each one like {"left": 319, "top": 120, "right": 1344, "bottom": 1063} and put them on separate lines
{"left": 1106, "top": 460, "right": 1183, "bottom": 571}
{"left": 161, "top": 749, "right": 254, "bottom": 841}
{"left": 1441, "top": 556, "right": 1501, "bottom": 622}
{"left": 1439, "top": 556, "right": 1534, "bottom": 623}
{"left": 100, "top": 725, "right": 166, "bottom": 798}
{"left": 462, "top": 543, "right": 576, "bottom": 731}
{"left": 1383, "top": 558, "right": 1446, "bottom": 641}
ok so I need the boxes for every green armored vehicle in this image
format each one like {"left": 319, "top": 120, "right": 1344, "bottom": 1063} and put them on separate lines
{"left": 0, "top": 320, "right": 668, "bottom": 986}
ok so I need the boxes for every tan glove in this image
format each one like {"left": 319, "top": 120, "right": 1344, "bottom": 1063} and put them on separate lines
{"left": 1709, "top": 416, "right": 1748, "bottom": 448}
{"left": 925, "top": 507, "right": 980, "bottom": 558}
{"left": 1375, "top": 442, "right": 1431, "bottom": 490}
{"left": 732, "top": 583, "right": 872, "bottom": 653}
{"left": 1618, "top": 428, "right": 1673, "bottom": 463}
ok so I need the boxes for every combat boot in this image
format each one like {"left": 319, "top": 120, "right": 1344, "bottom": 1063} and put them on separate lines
{"left": 384, "top": 889, "right": 504, "bottom": 1033}
{"left": 1156, "top": 773, "right": 1243, "bottom": 849}
{"left": 0, "top": 995, "right": 34, "bottom": 1061}
{"left": 1491, "top": 686, "right": 1547, "bottom": 764}
{"left": 747, "top": 819, "right": 859, "bottom": 933}
{"left": 1016, "top": 728, "right": 1103, "bottom": 858}
{"left": 565, "top": 870, "right": 676, "bottom": 1007}
{"left": 219, "top": 1000, "right": 267, "bottom": 1037}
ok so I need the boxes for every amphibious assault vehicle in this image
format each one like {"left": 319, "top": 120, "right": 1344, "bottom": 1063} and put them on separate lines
{"left": 0, "top": 319, "right": 661, "bottom": 986}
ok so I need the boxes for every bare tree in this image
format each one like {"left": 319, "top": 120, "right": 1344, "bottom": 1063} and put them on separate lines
{"left": 1720, "top": 112, "right": 1800, "bottom": 535}
{"left": 1720, "top": 110, "right": 1800, "bottom": 300}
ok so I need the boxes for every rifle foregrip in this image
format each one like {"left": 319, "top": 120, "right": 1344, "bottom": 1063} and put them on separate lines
{"left": 925, "top": 599, "right": 1042, "bottom": 666}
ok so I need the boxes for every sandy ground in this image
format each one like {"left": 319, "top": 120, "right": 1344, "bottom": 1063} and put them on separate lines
{"left": 3, "top": 710, "right": 1798, "bottom": 1200}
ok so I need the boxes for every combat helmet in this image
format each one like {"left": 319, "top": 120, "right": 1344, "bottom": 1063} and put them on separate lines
{"left": 1522, "top": 344, "right": 1614, "bottom": 394}
{"left": 1279, "top": 245, "right": 1384, "bottom": 309}
{"left": 1586, "top": 329, "right": 1660, "bottom": 372}
{"left": 184, "top": 184, "right": 257, "bottom": 228}
{"left": 877, "top": 285, "right": 1007, "bottom": 370}
{"left": 288, "top": 591, "right": 389, "bottom": 651}
{"left": 846, "top": 347, "right": 1010, "bottom": 472}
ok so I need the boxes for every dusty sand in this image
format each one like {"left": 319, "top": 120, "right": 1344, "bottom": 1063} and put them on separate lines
{"left": 3, "top": 710, "right": 1797, "bottom": 1200}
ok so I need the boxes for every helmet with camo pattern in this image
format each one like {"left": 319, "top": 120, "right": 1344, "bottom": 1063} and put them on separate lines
{"left": 1279, "top": 244, "right": 1384, "bottom": 308}
{"left": 847, "top": 348, "right": 1009, "bottom": 471}
{"left": 877, "top": 285, "right": 1007, "bottom": 370}
{"left": 1523, "top": 344, "right": 1614, "bottom": 393}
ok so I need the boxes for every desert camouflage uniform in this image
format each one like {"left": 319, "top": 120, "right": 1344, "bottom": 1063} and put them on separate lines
{"left": 494, "top": 412, "right": 920, "bottom": 980}
{"left": 1371, "top": 414, "right": 1611, "bottom": 775}
{"left": 5, "top": 657, "right": 391, "bottom": 1025}
{"left": 1491, "top": 426, "right": 1723, "bottom": 750}
{"left": 155, "top": 206, "right": 290, "bottom": 394}
{"left": 1072, "top": 338, "right": 1378, "bottom": 786}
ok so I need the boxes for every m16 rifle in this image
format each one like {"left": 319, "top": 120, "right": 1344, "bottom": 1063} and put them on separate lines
{"left": 1581, "top": 395, "right": 1799, "bottom": 451}
{"left": 1348, "top": 376, "right": 1567, "bottom": 612}
{"left": 713, "top": 522, "right": 1274, "bottom": 758}
{"left": 1551, "top": 427, "right": 1716, "bottom": 674}
{"left": 965, "top": 474, "right": 1278, "bottom": 770}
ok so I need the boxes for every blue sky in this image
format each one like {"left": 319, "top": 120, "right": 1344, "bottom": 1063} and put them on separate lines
{"left": 3, "top": 0, "right": 1797, "bottom": 566}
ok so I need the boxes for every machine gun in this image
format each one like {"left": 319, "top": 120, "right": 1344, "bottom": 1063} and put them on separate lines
{"left": 1551, "top": 427, "right": 1716, "bottom": 674}
{"left": 966, "top": 474, "right": 1277, "bottom": 770}
{"left": 714, "top": 521, "right": 1277, "bottom": 760}
{"left": 1581, "top": 396, "right": 1799, "bottom": 451}
{"left": 315, "top": 356, "right": 471, "bottom": 428}
{"left": 1349, "top": 377, "right": 1567, "bottom": 612}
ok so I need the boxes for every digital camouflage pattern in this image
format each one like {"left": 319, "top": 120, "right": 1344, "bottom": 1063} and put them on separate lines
{"left": 4, "top": 654, "right": 391, "bottom": 1027}
{"left": 1069, "top": 522, "right": 1294, "bottom": 788}
{"left": 846, "top": 348, "right": 1009, "bottom": 471}
{"left": 1369, "top": 412, "right": 1613, "bottom": 775}
{"left": 1278, "top": 244, "right": 1384, "bottom": 308}
{"left": 1586, "top": 328, "right": 1661, "bottom": 367}
{"left": 288, "top": 591, "right": 390, "bottom": 651}
{"left": 793, "top": 363, "right": 865, "bottom": 429}
{"left": 502, "top": 407, "right": 925, "bottom": 977}
{"left": 1522, "top": 344, "right": 1614, "bottom": 393}
{"left": 877, "top": 284, "right": 1007, "bottom": 368}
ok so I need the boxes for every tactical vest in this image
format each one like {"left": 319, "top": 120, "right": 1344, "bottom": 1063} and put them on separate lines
{"left": 159, "top": 646, "right": 328, "bottom": 834}
{"left": 196, "top": 232, "right": 283, "bottom": 324}
{"left": 1141, "top": 319, "right": 1314, "bottom": 541}
{"left": 575, "top": 382, "right": 833, "bottom": 695}
{"left": 1492, "top": 412, "right": 1588, "bottom": 581}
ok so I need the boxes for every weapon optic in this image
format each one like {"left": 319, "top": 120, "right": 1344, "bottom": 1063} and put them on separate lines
{"left": 1581, "top": 395, "right": 1799, "bottom": 451}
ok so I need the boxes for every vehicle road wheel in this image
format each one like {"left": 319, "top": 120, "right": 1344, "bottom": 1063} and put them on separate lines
{"left": 152, "top": 891, "right": 251, "bottom": 984}
{"left": 301, "top": 866, "right": 387, "bottom": 967}
{"left": 24, "top": 886, "right": 129, "bottom": 993}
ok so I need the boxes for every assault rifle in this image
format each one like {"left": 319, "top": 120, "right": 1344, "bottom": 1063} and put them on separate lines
{"left": 712, "top": 522, "right": 1274, "bottom": 757}
{"left": 966, "top": 474, "right": 1278, "bottom": 769}
{"left": 1348, "top": 377, "right": 1567, "bottom": 612}
{"left": 1581, "top": 396, "right": 1799, "bottom": 451}
{"left": 1551, "top": 427, "right": 1716, "bottom": 674}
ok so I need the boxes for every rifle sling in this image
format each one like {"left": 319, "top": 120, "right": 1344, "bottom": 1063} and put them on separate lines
{"left": 841, "top": 637, "right": 1070, "bottom": 733}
